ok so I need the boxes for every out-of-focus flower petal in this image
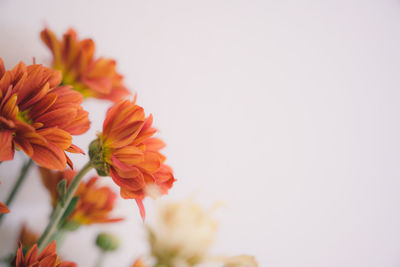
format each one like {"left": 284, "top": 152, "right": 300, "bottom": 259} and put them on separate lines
{"left": 39, "top": 167, "right": 122, "bottom": 226}
{"left": 0, "top": 201, "right": 10, "bottom": 213}
{"left": 223, "top": 255, "right": 258, "bottom": 267}
{"left": 13, "top": 241, "right": 76, "bottom": 267}
{"left": 41, "top": 28, "right": 130, "bottom": 102}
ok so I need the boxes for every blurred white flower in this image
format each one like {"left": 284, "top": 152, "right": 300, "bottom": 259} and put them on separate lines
{"left": 223, "top": 255, "right": 258, "bottom": 267}
{"left": 147, "top": 200, "right": 218, "bottom": 267}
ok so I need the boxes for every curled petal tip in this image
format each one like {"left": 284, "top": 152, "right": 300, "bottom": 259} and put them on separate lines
{"left": 136, "top": 199, "right": 146, "bottom": 221}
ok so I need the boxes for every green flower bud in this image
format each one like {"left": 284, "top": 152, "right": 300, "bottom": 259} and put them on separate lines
{"left": 95, "top": 232, "right": 120, "bottom": 252}
{"left": 89, "top": 138, "right": 109, "bottom": 176}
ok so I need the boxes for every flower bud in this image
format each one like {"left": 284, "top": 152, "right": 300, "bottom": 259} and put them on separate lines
{"left": 95, "top": 233, "right": 120, "bottom": 252}
{"left": 89, "top": 139, "right": 109, "bottom": 176}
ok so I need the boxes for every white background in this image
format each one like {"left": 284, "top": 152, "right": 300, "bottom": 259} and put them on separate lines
{"left": 1, "top": 0, "right": 400, "bottom": 266}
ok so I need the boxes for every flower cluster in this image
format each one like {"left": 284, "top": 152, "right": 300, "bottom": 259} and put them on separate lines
{"left": 0, "top": 27, "right": 257, "bottom": 267}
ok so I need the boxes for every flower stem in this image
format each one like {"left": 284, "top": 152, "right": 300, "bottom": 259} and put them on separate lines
{"left": 0, "top": 158, "right": 33, "bottom": 224}
{"left": 52, "top": 228, "right": 67, "bottom": 252}
{"left": 37, "top": 161, "right": 92, "bottom": 251}
{"left": 94, "top": 252, "right": 106, "bottom": 267}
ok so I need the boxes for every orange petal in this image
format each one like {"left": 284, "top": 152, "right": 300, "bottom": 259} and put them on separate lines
{"left": 37, "top": 127, "right": 72, "bottom": 150}
{"left": 136, "top": 199, "right": 146, "bottom": 221}
{"left": 113, "top": 146, "right": 144, "bottom": 165}
{"left": 1, "top": 94, "right": 18, "bottom": 119}
{"left": 0, "top": 116, "right": 15, "bottom": 128}
{"left": 120, "top": 188, "right": 142, "bottom": 199}
{"left": 103, "top": 100, "right": 145, "bottom": 136}
{"left": 60, "top": 262, "right": 78, "bottom": 267}
{"left": 15, "top": 243, "right": 24, "bottom": 266}
{"left": 38, "top": 240, "right": 57, "bottom": 259}
{"left": 29, "top": 92, "right": 58, "bottom": 119}
{"left": 51, "top": 86, "right": 83, "bottom": 108}
{"left": 82, "top": 76, "right": 112, "bottom": 94}
{"left": 40, "top": 28, "right": 62, "bottom": 65}
{"left": 17, "top": 65, "right": 45, "bottom": 107}
{"left": 111, "top": 155, "right": 137, "bottom": 172}
{"left": 0, "top": 130, "right": 14, "bottom": 161}
{"left": 98, "top": 85, "right": 130, "bottom": 103}
{"left": 66, "top": 144, "right": 85, "bottom": 154}
{"left": 15, "top": 138, "right": 34, "bottom": 157}
{"left": 66, "top": 154, "right": 74, "bottom": 169}
{"left": 0, "top": 201, "right": 10, "bottom": 213}
{"left": 0, "top": 57, "right": 5, "bottom": 79}
{"left": 31, "top": 143, "right": 66, "bottom": 170}
{"left": 154, "top": 164, "right": 174, "bottom": 183}
{"left": 136, "top": 152, "right": 161, "bottom": 173}
{"left": 108, "top": 121, "right": 144, "bottom": 148}
{"left": 38, "top": 254, "right": 58, "bottom": 266}
{"left": 19, "top": 82, "right": 50, "bottom": 110}
{"left": 143, "top": 137, "right": 166, "bottom": 152}
{"left": 62, "top": 108, "right": 90, "bottom": 135}
{"left": 110, "top": 167, "right": 145, "bottom": 191}
{"left": 35, "top": 108, "right": 77, "bottom": 128}
{"left": 24, "top": 243, "right": 38, "bottom": 264}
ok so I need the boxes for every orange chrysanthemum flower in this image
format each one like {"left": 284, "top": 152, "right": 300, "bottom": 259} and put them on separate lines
{"left": 13, "top": 241, "right": 76, "bottom": 267}
{"left": 89, "top": 100, "right": 175, "bottom": 218}
{"left": 40, "top": 28, "right": 130, "bottom": 102}
{"left": 0, "top": 58, "right": 90, "bottom": 170}
{"left": 39, "top": 167, "right": 122, "bottom": 226}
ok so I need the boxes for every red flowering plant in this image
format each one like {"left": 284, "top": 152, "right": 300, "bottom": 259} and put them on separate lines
{"left": 0, "top": 26, "right": 177, "bottom": 266}
{"left": 0, "top": 26, "right": 257, "bottom": 267}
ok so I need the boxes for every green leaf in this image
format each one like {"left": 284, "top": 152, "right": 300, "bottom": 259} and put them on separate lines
{"left": 59, "top": 196, "right": 79, "bottom": 227}
{"left": 57, "top": 179, "right": 67, "bottom": 207}
{"left": 61, "top": 221, "right": 80, "bottom": 231}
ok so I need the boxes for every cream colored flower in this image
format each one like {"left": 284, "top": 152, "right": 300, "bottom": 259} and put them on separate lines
{"left": 223, "top": 255, "right": 258, "bottom": 267}
{"left": 147, "top": 200, "right": 218, "bottom": 267}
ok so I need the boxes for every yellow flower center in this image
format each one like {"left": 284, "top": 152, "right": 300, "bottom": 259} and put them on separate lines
{"left": 17, "top": 109, "right": 32, "bottom": 125}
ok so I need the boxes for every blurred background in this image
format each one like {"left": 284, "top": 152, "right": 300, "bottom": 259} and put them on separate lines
{"left": 1, "top": 0, "right": 400, "bottom": 266}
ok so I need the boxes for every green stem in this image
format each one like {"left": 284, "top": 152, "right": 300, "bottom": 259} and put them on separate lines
{"left": 94, "top": 252, "right": 106, "bottom": 267}
{"left": 0, "top": 159, "right": 33, "bottom": 224}
{"left": 52, "top": 228, "right": 67, "bottom": 252}
{"left": 37, "top": 161, "right": 92, "bottom": 251}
